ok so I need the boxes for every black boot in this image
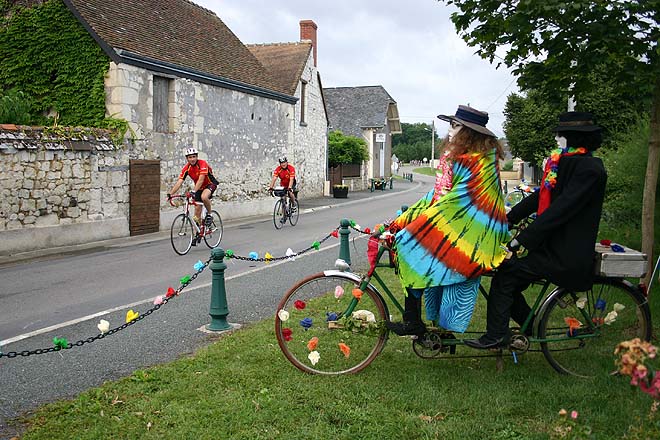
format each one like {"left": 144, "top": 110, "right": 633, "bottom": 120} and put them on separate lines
{"left": 386, "top": 294, "right": 426, "bottom": 336}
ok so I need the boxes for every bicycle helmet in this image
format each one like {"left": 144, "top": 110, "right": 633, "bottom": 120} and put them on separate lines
{"left": 185, "top": 147, "right": 198, "bottom": 156}
{"left": 278, "top": 156, "right": 288, "bottom": 163}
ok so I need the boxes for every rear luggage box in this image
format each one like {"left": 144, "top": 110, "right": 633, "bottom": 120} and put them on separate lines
{"left": 594, "top": 243, "right": 647, "bottom": 278}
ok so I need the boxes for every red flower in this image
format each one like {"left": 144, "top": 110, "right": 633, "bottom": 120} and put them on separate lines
{"left": 331, "top": 230, "right": 339, "bottom": 238}
{"left": 166, "top": 287, "right": 176, "bottom": 298}
{"left": 294, "top": 300, "right": 306, "bottom": 310}
{"left": 364, "top": 227, "right": 371, "bottom": 234}
{"left": 282, "top": 328, "right": 292, "bottom": 341}
{"left": 600, "top": 239, "right": 612, "bottom": 246}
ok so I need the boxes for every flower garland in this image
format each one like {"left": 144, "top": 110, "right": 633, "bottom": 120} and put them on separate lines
{"left": 538, "top": 146, "right": 588, "bottom": 214}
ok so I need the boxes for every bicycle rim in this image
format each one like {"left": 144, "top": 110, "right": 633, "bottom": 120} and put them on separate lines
{"left": 288, "top": 199, "right": 299, "bottom": 226}
{"left": 170, "top": 213, "right": 193, "bottom": 255}
{"left": 504, "top": 190, "right": 524, "bottom": 210}
{"left": 275, "top": 272, "right": 389, "bottom": 375}
{"left": 273, "top": 199, "right": 285, "bottom": 229}
{"left": 539, "top": 278, "right": 651, "bottom": 378}
{"left": 203, "top": 210, "right": 223, "bottom": 248}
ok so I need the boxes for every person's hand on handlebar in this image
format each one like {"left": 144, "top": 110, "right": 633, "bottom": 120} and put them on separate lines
{"left": 167, "top": 193, "right": 172, "bottom": 201}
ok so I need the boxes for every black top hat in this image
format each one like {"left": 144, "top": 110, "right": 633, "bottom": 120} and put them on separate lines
{"left": 437, "top": 105, "right": 496, "bottom": 138}
{"left": 552, "top": 112, "right": 601, "bottom": 132}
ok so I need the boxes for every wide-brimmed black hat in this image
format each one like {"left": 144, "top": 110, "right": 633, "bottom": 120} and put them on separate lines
{"left": 437, "top": 105, "right": 496, "bottom": 137}
{"left": 552, "top": 112, "right": 601, "bottom": 132}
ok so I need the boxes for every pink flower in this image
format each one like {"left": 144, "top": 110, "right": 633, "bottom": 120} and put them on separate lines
{"left": 570, "top": 410, "right": 578, "bottom": 420}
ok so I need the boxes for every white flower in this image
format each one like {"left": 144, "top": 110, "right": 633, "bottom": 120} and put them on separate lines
{"left": 352, "top": 310, "right": 376, "bottom": 322}
{"left": 576, "top": 296, "right": 588, "bottom": 309}
{"left": 277, "top": 309, "right": 290, "bottom": 322}
{"left": 334, "top": 285, "right": 344, "bottom": 299}
{"left": 334, "top": 259, "right": 350, "bottom": 271}
{"left": 613, "top": 303, "right": 626, "bottom": 313}
{"left": 285, "top": 248, "right": 297, "bottom": 261}
{"left": 308, "top": 350, "right": 320, "bottom": 365}
{"left": 97, "top": 319, "right": 110, "bottom": 334}
{"left": 604, "top": 311, "right": 618, "bottom": 325}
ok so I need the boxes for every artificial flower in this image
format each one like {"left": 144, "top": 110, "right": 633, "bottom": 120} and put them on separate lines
{"left": 285, "top": 248, "right": 296, "bottom": 260}
{"left": 331, "top": 230, "right": 339, "bottom": 238}
{"left": 326, "top": 312, "right": 338, "bottom": 321}
{"left": 354, "top": 224, "right": 361, "bottom": 231}
{"left": 300, "top": 317, "right": 313, "bottom": 330}
{"left": 334, "top": 286, "right": 344, "bottom": 299}
{"left": 600, "top": 239, "right": 612, "bottom": 246}
{"left": 575, "top": 296, "right": 587, "bottom": 309}
{"left": 349, "top": 219, "right": 356, "bottom": 227}
{"left": 97, "top": 319, "right": 110, "bottom": 334}
{"left": 570, "top": 411, "right": 578, "bottom": 420}
{"left": 338, "top": 343, "right": 351, "bottom": 358}
{"left": 294, "top": 300, "right": 306, "bottom": 310}
{"left": 364, "top": 227, "right": 371, "bottom": 234}
{"left": 225, "top": 249, "right": 234, "bottom": 257}
{"left": 312, "top": 241, "right": 321, "bottom": 250}
{"left": 248, "top": 251, "right": 258, "bottom": 260}
{"left": 277, "top": 309, "right": 290, "bottom": 322}
{"left": 153, "top": 295, "right": 164, "bottom": 305}
{"left": 53, "top": 337, "right": 68, "bottom": 349}
{"left": 595, "top": 298, "right": 606, "bottom": 311}
{"left": 308, "top": 350, "right": 320, "bottom": 365}
{"left": 180, "top": 275, "right": 191, "bottom": 284}
{"left": 307, "top": 337, "right": 319, "bottom": 351}
{"left": 613, "top": 303, "right": 626, "bottom": 312}
{"left": 334, "top": 259, "right": 350, "bottom": 271}
{"left": 193, "top": 260, "right": 205, "bottom": 271}
{"left": 564, "top": 317, "right": 582, "bottom": 336}
{"left": 604, "top": 311, "right": 618, "bottom": 325}
{"left": 352, "top": 288, "right": 363, "bottom": 300}
{"left": 264, "top": 252, "right": 273, "bottom": 263}
{"left": 352, "top": 310, "right": 376, "bottom": 322}
{"left": 126, "top": 309, "right": 139, "bottom": 323}
{"left": 282, "top": 328, "right": 292, "bottom": 341}
{"left": 166, "top": 287, "right": 176, "bottom": 298}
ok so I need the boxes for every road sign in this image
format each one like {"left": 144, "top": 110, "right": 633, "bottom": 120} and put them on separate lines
{"left": 376, "top": 133, "right": 386, "bottom": 143}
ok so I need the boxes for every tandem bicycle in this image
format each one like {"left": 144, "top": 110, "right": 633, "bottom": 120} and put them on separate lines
{"left": 274, "top": 226, "right": 652, "bottom": 377}
{"left": 168, "top": 192, "right": 223, "bottom": 255}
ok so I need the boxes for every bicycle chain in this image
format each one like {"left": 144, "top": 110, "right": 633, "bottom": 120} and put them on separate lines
{"left": 0, "top": 257, "right": 212, "bottom": 359}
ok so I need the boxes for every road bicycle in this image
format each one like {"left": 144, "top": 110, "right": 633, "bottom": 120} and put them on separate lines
{"left": 275, "top": 229, "right": 652, "bottom": 377}
{"left": 168, "top": 193, "right": 223, "bottom": 255}
{"left": 270, "top": 186, "right": 299, "bottom": 230}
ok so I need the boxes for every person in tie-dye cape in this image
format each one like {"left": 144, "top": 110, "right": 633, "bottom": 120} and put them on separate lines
{"left": 386, "top": 105, "right": 509, "bottom": 336}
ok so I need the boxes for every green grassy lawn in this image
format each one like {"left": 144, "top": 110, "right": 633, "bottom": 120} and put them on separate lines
{"left": 19, "top": 262, "right": 660, "bottom": 439}
{"left": 413, "top": 166, "right": 436, "bottom": 177}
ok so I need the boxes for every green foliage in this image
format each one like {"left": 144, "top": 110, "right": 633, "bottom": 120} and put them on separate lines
{"left": 443, "top": 0, "right": 658, "bottom": 104}
{"left": 502, "top": 160, "right": 514, "bottom": 172}
{"left": 328, "top": 130, "right": 369, "bottom": 166}
{"left": 392, "top": 122, "right": 440, "bottom": 162}
{"left": 600, "top": 119, "right": 660, "bottom": 253}
{"left": 503, "top": 91, "right": 558, "bottom": 165}
{"left": 0, "top": 0, "right": 111, "bottom": 127}
{"left": 0, "top": 88, "right": 32, "bottom": 124}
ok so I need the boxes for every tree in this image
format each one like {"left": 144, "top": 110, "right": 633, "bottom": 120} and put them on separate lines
{"left": 442, "top": 0, "right": 659, "bottom": 283}
{"left": 327, "top": 130, "right": 369, "bottom": 166}
{"left": 392, "top": 122, "right": 440, "bottom": 162}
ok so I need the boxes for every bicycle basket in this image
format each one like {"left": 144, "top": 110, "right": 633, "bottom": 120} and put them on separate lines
{"left": 274, "top": 188, "right": 287, "bottom": 197}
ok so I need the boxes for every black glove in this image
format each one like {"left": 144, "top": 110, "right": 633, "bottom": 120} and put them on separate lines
{"left": 167, "top": 193, "right": 172, "bottom": 200}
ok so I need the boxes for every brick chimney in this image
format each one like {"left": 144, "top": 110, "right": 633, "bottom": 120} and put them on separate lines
{"left": 299, "top": 19, "right": 318, "bottom": 67}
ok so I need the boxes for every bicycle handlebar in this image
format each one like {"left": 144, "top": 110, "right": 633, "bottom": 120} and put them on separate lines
{"left": 168, "top": 192, "right": 198, "bottom": 207}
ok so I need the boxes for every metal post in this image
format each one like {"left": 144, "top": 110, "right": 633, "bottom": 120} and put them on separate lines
{"left": 207, "top": 248, "right": 232, "bottom": 331}
{"left": 431, "top": 120, "right": 435, "bottom": 168}
{"left": 338, "top": 218, "right": 351, "bottom": 266}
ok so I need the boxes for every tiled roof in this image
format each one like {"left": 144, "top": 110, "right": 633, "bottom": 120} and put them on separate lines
{"left": 323, "top": 86, "right": 397, "bottom": 138}
{"left": 0, "top": 125, "right": 116, "bottom": 151}
{"left": 64, "top": 0, "right": 290, "bottom": 100}
{"left": 246, "top": 42, "right": 312, "bottom": 96}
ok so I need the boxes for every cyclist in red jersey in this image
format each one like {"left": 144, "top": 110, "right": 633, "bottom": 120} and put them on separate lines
{"left": 167, "top": 147, "right": 218, "bottom": 230}
{"left": 268, "top": 157, "right": 297, "bottom": 208}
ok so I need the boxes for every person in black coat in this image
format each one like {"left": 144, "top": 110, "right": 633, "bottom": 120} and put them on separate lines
{"left": 465, "top": 111, "right": 608, "bottom": 349}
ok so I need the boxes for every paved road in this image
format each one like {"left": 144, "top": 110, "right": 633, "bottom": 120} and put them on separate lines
{"left": 0, "top": 169, "right": 434, "bottom": 438}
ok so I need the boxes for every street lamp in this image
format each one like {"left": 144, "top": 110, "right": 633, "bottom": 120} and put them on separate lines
{"left": 423, "top": 121, "right": 435, "bottom": 168}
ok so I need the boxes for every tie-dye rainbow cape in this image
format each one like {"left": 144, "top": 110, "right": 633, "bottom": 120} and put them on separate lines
{"left": 394, "top": 149, "right": 509, "bottom": 289}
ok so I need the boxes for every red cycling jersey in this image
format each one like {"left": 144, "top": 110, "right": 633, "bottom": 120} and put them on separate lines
{"left": 179, "top": 159, "right": 216, "bottom": 188}
{"left": 273, "top": 164, "right": 296, "bottom": 187}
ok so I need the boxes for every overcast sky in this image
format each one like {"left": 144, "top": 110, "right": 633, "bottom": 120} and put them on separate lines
{"left": 195, "top": 0, "right": 519, "bottom": 138}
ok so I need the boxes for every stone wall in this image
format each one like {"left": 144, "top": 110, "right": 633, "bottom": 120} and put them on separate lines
{"left": 0, "top": 125, "right": 133, "bottom": 255}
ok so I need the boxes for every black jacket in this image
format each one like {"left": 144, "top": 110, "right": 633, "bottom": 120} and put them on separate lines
{"left": 508, "top": 155, "right": 607, "bottom": 291}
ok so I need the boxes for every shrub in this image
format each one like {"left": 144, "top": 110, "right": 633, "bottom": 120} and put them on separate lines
{"left": 0, "top": 88, "right": 32, "bottom": 124}
{"left": 328, "top": 130, "right": 369, "bottom": 166}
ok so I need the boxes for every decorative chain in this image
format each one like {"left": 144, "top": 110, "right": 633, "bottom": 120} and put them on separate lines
{"left": 0, "top": 256, "right": 212, "bottom": 359}
{"left": 227, "top": 229, "right": 338, "bottom": 262}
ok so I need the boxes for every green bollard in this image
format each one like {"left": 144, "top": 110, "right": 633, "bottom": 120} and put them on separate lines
{"left": 338, "top": 218, "right": 351, "bottom": 266}
{"left": 207, "top": 248, "right": 232, "bottom": 331}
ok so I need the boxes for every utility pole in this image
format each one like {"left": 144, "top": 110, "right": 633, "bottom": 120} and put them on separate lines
{"left": 430, "top": 120, "right": 435, "bottom": 168}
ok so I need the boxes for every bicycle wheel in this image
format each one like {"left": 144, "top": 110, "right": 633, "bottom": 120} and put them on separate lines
{"left": 275, "top": 272, "right": 389, "bottom": 375}
{"left": 203, "top": 210, "right": 223, "bottom": 249}
{"left": 539, "top": 278, "right": 651, "bottom": 378}
{"left": 288, "top": 199, "right": 299, "bottom": 226}
{"left": 170, "top": 213, "right": 194, "bottom": 255}
{"left": 273, "top": 199, "right": 285, "bottom": 230}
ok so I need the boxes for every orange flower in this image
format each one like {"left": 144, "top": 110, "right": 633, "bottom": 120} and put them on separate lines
{"left": 564, "top": 317, "right": 582, "bottom": 336}
{"left": 338, "top": 343, "right": 351, "bottom": 358}
{"left": 352, "top": 288, "right": 363, "bottom": 300}
{"left": 307, "top": 337, "right": 319, "bottom": 351}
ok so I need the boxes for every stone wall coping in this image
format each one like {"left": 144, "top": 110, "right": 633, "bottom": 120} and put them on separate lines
{"left": 0, "top": 124, "right": 117, "bottom": 151}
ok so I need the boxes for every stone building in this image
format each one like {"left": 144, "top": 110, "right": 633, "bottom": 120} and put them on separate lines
{"left": 323, "top": 86, "right": 401, "bottom": 190}
{"left": 0, "top": 0, "right": 328, "bottom": 255}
